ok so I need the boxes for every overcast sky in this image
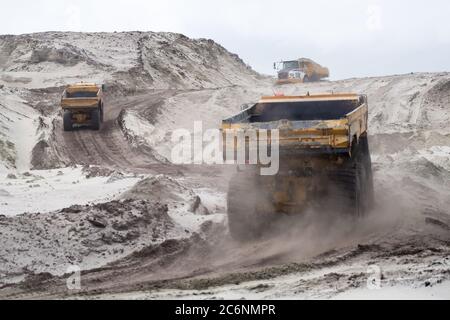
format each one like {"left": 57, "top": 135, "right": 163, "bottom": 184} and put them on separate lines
{"left": 1, "top": 0, "right": 450, "bottom": 79}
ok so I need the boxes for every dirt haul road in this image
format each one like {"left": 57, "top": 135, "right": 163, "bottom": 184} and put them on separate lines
{"left": 0, "top": 32, "right": 449, "bottom": 299}
{"left": 2, "top": 74, "right": 450, "bottom": 300}
{"left": 46, "top": 90, "right": 178, "bottom": 172}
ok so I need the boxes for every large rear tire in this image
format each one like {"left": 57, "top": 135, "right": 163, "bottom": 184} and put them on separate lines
{"left": 91, "top": 108, "right": 101, "bottom": 131}
{"left": 63, "top": 111, "right": 73, "bottom": 132}
{"left": 100, "top": 102, "right": 104, "bottom": 123}
{"left": 327, "top": 164, "right": 363, "bottom": 217}
{"left": 327, "top": 137, "right": 373, "bottom": 218}
{"left": 359, "top": 135, "right": 375, "bottom": 211}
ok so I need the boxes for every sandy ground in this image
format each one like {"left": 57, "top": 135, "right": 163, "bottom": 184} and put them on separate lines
{"left": 0, "top": 32, "right": 449, "bottom": 299}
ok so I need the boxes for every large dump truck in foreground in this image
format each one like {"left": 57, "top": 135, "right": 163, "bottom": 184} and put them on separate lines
{"left": 274, "top": 58, "right": 329, "bottom": 85}
{"left": 61, "top": 83, "right": 105, "bottom": 131}
{"left": 222, "top": 93, "right": 374, "bottom": 241}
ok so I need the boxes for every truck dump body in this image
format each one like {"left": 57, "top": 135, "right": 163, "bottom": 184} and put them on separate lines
{"left": 61, "top": 83, "right": 105, "bottom": 131}
{"left": 222, "top": 93, "right": 368, "bottom": 154}
{"left": 223, "top": 93, "right": 374, "bottom": 241}
{"left": 61, "top": 83, "right": 102, "bottom": 110}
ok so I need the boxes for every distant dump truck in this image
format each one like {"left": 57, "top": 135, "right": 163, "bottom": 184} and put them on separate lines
{"left": 222, "top": 93, "right": 374, "bottom": 241}
{"left": 274, "top": 58, "right": 329, "bottom": 85}
{"left": 61, "top": 83, "right": 105, "bottom": 131}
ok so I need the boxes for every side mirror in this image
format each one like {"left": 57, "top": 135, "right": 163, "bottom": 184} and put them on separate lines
{"left": 102, "top": 84, "right": 106, "bottom": 91}
{"left": 273, "top": 63, "right": 276, "bottom": 70}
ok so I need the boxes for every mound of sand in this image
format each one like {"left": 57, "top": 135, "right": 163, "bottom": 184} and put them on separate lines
{"left": 122, "top": 175, "right": 210, "bottom": 215}
{"left": 0, "top": 32, "right": 264, "bottom": 90}
{"left": 0, "top": 199, "right": 183, "bottom": 281}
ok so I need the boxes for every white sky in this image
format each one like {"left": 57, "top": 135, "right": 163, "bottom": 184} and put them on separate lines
{"left": 1, "top": 0, "right": 450, "bottom": 79}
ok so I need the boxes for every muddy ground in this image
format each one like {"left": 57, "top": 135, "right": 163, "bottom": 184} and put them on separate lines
{"left": 0, "top": 32, "right": 449, "bottom": 299}
{"left": 1, "top": 79, "right": 449, "bottom": 299}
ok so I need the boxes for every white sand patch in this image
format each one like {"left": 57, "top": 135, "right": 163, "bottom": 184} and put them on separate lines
{"left": 0, "top": 88, "right": 40, "bottom": 171}
{"left": 334, "top": 281, "right": 450, "bottom": 300}
{"left": 418, "top": 146, "right": 450, "bottom": 171}
{"left": 122, "top": 110, "right": 170, "bottom": 161}
{"left": 0, "top": 167, "right": 142, "bottom": 216}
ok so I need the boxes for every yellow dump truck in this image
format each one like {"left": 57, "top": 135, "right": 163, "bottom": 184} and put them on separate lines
{"left": 222, "top": 93, "right": 374, "bottom": 241}
{"left": 61, "top": 83, "right": 105, "bottom": 131}
{"left": 274, "top": 58, "right": 329, "bottom": 85}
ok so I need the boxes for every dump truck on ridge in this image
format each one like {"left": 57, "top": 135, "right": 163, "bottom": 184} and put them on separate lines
{"left": 61, "top": 83, "right": 105, "bottom": 131}
{"left": 274, "top": 58, "right": 329, "bottom": 85}
{"left": 222, "top": 93, "right": 374, "bottom": 241}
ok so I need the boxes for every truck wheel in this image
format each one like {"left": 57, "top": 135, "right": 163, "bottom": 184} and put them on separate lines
{"left": 327, "top": 141, "right": 367, "bottom": 218}
{"left": 63, "top": 111, "right": 73, "bottom": 132}
{"left": 327, "top": 164, "right": 362, "bottom": 218}
{"left": 359, "top": 135, "right": 375, "bottom": 211}
{"left": 99, "top": 103, "right": 104, "bottom": 123}
{"left": 351, "top": 141, "right": 366, "bottom": 217}
{"left": 227, "top": 169, "right": 273, "bottom": 242}
{"left": 91, "top": 108, "right": 101, "bottom": 131}
{"left": 349, "top": 137, "right": 375, "bottom": 217}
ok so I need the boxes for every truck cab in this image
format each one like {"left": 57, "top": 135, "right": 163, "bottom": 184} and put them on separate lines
{"left": 61, "top": 83, "right": 105, "bottom": 131}
{"left": 274, "top": 58, "right": 330, "bottom": 84}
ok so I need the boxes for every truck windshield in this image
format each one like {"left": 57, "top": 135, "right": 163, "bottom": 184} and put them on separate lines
{"left": 66, "top": 91, "right": 98, "bottom": 98}
{"left": 282, "top": 61, "right": 299, "bottom": 70}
